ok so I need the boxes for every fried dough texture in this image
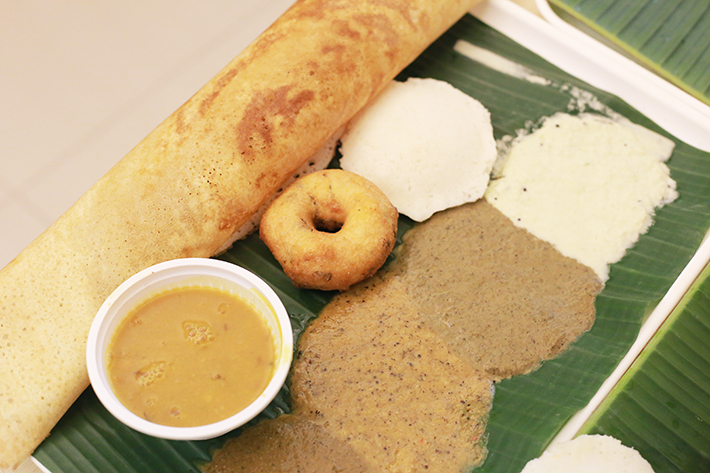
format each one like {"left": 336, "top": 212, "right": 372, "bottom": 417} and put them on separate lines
{"left": 260, "top": 169, "right": 398, "bottom": 291}
{"left": 0, "top": 0, "right": 478, "bottom": 467}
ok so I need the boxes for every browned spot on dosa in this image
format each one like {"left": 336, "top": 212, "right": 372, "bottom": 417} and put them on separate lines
{"left": 199, "top": 68, "right": 241, "bottom": 117}
{"left": 236, "top": 86, "right": 316, "bottom": 161}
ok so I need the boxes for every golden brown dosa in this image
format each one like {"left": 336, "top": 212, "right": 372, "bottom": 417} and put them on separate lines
{"left": 0, "top": 0, "right": 478, "bottom": 467}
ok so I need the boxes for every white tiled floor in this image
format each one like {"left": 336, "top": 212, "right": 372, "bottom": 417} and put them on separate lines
{"left": 0, "top": 0, "right": 295, "bottom": 270}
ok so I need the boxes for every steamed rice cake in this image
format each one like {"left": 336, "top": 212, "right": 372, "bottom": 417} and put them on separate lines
{"left": 521, "top": 435, "right": 655, "bottom": 473}
{"left": 340, "top": 78, "right": 496, "bottom": 222}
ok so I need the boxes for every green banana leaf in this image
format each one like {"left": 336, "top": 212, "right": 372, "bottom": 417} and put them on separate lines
{"left": 548, "top": 0, "right": 710, "bottom": 106}
{"left": 579, "top": 259, "right": 710, "bottom": 472}
{"left": 33, "top": 13, "right": 710, "bottom": 473}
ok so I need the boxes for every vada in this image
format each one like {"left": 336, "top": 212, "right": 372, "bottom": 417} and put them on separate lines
{"left": 260, "top": 170, "right": 398, "bottom": 291}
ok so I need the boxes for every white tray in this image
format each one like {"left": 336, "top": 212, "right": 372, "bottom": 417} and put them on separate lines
{"left": 474, "top": 0, "right": 710, "bottom": 153}
{"left": 471, "top": 0, "right": 710, "bottom": 445}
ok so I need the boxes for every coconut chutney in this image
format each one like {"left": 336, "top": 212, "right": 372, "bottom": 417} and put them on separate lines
{"left": 486, "top": 113, "right": 677, "bottom": 281}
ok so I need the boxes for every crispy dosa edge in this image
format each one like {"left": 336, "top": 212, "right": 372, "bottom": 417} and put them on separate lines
{"left": 0, "top": 0, "right": 479, "bottom": 467}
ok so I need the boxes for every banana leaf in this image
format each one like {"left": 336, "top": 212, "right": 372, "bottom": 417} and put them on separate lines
{"left": 33, "top": 13, "right": 710, "bottom": 473}
{"left": 579, "top": 260, "right": 710, "bottom": 472}
{"left": 548, "top": 0, "right": 710, "bottom": 106}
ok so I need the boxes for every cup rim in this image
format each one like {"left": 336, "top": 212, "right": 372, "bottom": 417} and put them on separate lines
{"left": 86, "top": 257, "right": 293, "bottom": 440}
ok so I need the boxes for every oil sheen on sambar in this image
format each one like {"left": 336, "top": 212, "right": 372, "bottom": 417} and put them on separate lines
{"left": 107, "top": 286, "right": 276, "bottom": 427}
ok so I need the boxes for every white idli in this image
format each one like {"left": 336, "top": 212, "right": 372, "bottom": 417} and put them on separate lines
{"left": 340, "top": 77, "right": 496, "bottom": 222}
{"left": 521, "top": 435, "right": 655, "bottom": 473}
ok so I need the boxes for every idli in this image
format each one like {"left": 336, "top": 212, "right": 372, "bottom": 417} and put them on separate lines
{"left": 521, "top": 435, "right": 655, "bottom": 473}
{"left": 340, "top": 78, "right": 496, "bottom": 222}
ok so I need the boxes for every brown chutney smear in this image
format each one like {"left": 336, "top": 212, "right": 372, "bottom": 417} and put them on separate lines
{"left": 207, "top": 275, "right": 492, "bottom": 473}
{"left": 205, "top": 200, "right": 601, "bottom": 472}
{"left": 392, "top": 200, "right": 603, "bottom": 381}
{"left": 290, "top": 275, "right": 493, "bottom": 472}
{"left": 203, "top": 415, "right": 371, "bottom": 473}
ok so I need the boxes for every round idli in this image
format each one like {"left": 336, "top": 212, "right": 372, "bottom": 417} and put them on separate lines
{"left": 340, "top": 77, "right": 496, "bottom": 222}
{"left": 521, "top": 435, "right": 655, "bottom": 473}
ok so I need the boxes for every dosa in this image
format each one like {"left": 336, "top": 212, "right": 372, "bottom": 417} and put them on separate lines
{"left": 0, "top": 0, "right": 478, "bottom": 467}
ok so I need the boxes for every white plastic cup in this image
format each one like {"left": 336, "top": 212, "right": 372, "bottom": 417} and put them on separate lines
{"left": 86, "top": 258, "right": 292, "bottom": 440}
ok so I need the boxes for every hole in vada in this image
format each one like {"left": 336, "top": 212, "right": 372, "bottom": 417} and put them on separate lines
{"left": 313, "top": 217, "right": 343, "bottom": 233}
